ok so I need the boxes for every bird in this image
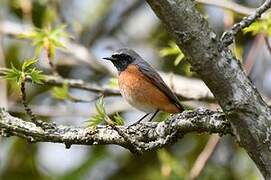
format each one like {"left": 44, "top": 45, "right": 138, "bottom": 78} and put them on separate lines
{"left": 103, "top": 48, "right": 184, "bottom": 124}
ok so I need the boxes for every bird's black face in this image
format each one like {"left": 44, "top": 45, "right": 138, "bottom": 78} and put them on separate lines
{"left": 103, "top": 52, "right": 135, "bottom": 72}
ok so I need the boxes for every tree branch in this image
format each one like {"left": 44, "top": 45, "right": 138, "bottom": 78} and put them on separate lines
{"left": 264, "top": 36, "right": 271, "bottom": 55}
{"left": 189, "top": 134, "right": 220, "bottom": 180}
{"left": 146, "top": 0, "right": 271, "bottom": 178}
{"left": 220, "top": 0, "right": 271, "bottom": 49}
{"left": 0, "top": 21, "right": 215, "bottom": 102}
{"left": 0, "top": 67, "right": 215, "bottom": 102}
{"left": 80, "top": 0, "right": 144, "bottom": 47}
{"left": 196, "top": 0, "right": 254, "bottom": 15}
{"left": 0, "top": 108, "right": 231, "bottom": 153}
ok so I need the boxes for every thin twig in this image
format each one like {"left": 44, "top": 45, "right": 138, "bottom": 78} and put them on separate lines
{"left": 189, "top": 134, "right": 220, "bottom": 180}
{"left": 196, "top": 0, "right": 254, "bottom": 15}
{"left": 81, "top": 0, "right": 144, "bottom": 47}
{"left": 44, "top": 45, "right": 58, "bottom": 76}
{"left": 244, "top": 34, "right": 265, "bottom": 75}
{"left": 8, "top": 100, "right": 130, "bottom": 118}
{"left": 264, "top": 36, "right": 271, "bottom": 55}
{"left": 220, "top": 0, "right": 271, "bottom": 49}
{"left": 0, "top": 68, "right": 215, "bottom": 102}
{"left": 20, "top": 77, "right": 55, "bottom": 129}
{"left": 20, "top": 77, "right": 37, "bottom": 122}
{"left": 67, "top": 94, "right": 102, "bottom": 103}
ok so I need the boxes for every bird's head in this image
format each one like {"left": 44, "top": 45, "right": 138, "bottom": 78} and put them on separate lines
{"left": 103, "top": 48, "right": 140, "bottom": 72}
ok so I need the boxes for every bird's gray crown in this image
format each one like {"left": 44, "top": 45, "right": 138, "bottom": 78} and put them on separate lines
{"left": 105, "top": 48, "right": 142, "bottom": 72}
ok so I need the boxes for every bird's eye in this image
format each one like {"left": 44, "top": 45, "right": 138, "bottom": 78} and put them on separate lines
{"left": 112, "top": 54, "right": 118, "bottom": 58}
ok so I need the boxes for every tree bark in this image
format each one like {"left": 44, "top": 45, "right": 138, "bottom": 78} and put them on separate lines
{"left": 146, "top": 0, "right": 271, "bottom": 178}
{"left": 0, "top": 108, "right": 231, "bottom": 153}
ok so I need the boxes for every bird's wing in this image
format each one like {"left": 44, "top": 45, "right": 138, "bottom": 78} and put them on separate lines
{"left": 137, "top": 62, "right": 183, "bottom": 111}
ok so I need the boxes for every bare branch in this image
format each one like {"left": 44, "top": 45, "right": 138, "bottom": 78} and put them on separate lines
{"left": 220, "top": 0, "right": 271, "bottom": 49}
{"left": 264, "top": 36, "right": 271, "bottom": 55}
{"left": 189, "top": 134, "right": 220, "bottom": 180}
{"left": 243, "top": 34, "right": 265, "bottom": 75}
{"left": 0, "top": 67, "right": 215, "bottom": 102}
{"left": 196, "top": 0, "right": 254, "bottom": 15}
{"left": 80, "top": 0, "right": 144, "bottom": 47}
{"left": 0, "top": 108, "right": 231, "bottom": 152}
{"left": 0, "top": 21, "right": 215, "bottom": 102}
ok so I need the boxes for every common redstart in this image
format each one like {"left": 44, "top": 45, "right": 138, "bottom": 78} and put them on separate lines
{"left": 103, "top": 48, "right": 184, "bottom": 123}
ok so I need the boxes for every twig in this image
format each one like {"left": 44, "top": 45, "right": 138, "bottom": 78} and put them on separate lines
{"left": 244, "top": 34, "right": 265, "bottom": 75}
{"left": 220, "top": 0, "right": 271, "bottom": 50}
{"left": 19, "top": 77, "right": 55, "bottom": 130}
{"left": 43, "top": 75, "right": 120, "bottom": 96}
{"left": 0, "top": 68, "right": 215, "bottom": 102}
{"left": 44, "top": 45, "right": 58, "bottom": 76}
{"left": 189, "top": 134, "right": 220, "bottom": 180}
{"left": 196, "top": 0, "right": 254, "bottom": 15}
{"left": 0, "top": 108, "right": 232, "bottom": 152}
{"left": 81, "top": 0, "right": 144, "bottom": 47}
{"left": 20, "top": 77, "right": 37, "bottom": 123}
{"left": 8, "top": 100, "right": 130, "bottom": 118}
{"left": 264, "top": 36, "right": 271, "bottom": 55}
{"left": 67, "top": 94, "right": 101, "bottom": 103}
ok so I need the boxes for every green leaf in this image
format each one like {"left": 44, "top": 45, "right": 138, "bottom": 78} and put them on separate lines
{"left": 174, "top": 53, "right": 185, "bottom": 66}
{"left": 96, "top": 96, "right": 106, "bottom": 116}
{"left": 159, "top": 41, "right": 181, "bottom": 57}
{"left": 17, "top": 31, "right": 39, "bottom": 39}
{"left": 108, "top": 77, "right": 118, "bottom": 88}
{"left": 2, "top": 65, "right": 23, "bottom": 85}
{"left": 243, "top": 15, "right": 271, "bottom": 36}
{"left": 18, "top": 25, "right": 70, "bottom": 57}
{"left": 156, "top": 112, "right": 170, "bottom": 122}
{"left": 87, "top": 115, "right": 104, "bottom": 127}
{"left": 2, "top": 58, "right": 44, "bottom": 86}
{"left": 160, "top": 41, "right": 185, "bottom": 66}
{"left": 50, "top": 25, "right": 66, "bottom": 36}
{"left": 113, "top": 112, "right": 124, "bottom": 126}
{"left": 86, "top": 96, "right": 107, "bottom": 127}
{"left": 22, "top": 59, "right": 45, "bottom": 84}
{"left": 48, "top": 43, "right": 56, "bottom": 60}
{"left": 51, "top": 82, "right": 69, "bottom": 100}
{"left": 28, "top": 68, "right": 45, "bottom": 84}
{"left": 86, "top": 97, "right": 125, "bottom": 127}
{"left": 22, "top": 58, "right": 38, "bottom": 72}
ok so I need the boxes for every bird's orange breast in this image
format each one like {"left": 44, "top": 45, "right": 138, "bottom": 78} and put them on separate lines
{"left": 118, "top": 64, "right": 180, "bottom": 113}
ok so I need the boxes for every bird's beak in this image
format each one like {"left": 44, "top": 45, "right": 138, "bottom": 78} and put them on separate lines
{"left": 102, "top": 57, "right": 114, "bottom": 61}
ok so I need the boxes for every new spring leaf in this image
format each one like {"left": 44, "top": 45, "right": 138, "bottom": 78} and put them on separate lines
{"left": 2, "top": 59, "right": 44, "bottom": 85}
{"left": 87, "top": 96, "right": 125, "bottom": 127}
